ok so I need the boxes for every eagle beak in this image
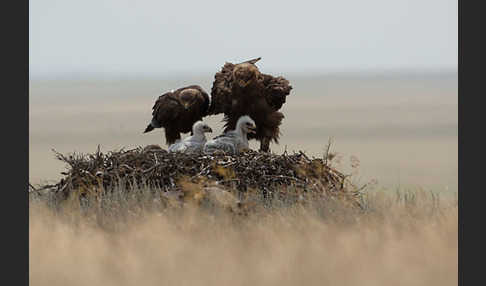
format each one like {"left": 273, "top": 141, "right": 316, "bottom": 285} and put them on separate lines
{"left": 207, "top": 127, "right": 213, "bottom": 133}
{"left": 248, "top": 125, "right": 257, "bottom": 134}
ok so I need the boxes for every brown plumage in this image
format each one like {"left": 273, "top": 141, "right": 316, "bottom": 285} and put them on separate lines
{"left": 144, "top": 85, "right": 210, "bottom": 146}
{"left": 208, "top": 57, "right": 292, "bottom": 152}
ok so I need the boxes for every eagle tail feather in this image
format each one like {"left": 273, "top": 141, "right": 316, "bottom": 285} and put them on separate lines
{"left": 144, "top": 124, "right": 154, "bottom": 133}
{"left": 144, "top": 118, "right": 161, "bottom": 133}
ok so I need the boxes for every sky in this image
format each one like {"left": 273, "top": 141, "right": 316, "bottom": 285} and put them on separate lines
{"left": 29, "top": 0, "right": 457, "bottom": 78}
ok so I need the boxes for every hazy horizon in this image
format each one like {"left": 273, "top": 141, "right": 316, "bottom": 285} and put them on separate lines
{"left": 29, "top": 68, "right": 458, "bottom": 82}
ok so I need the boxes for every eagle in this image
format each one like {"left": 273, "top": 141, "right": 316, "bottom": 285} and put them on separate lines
{"left": 203, "top": 115, "right": 256, "bottom": 154}
{"left": 208, "top": 57, "right": 292, "bottom": 152}
{"left": 143, "top": 85, "right": 210, "bottom": 146}
{"left": 168, "top": 121, "right": 213, "bottom": 154}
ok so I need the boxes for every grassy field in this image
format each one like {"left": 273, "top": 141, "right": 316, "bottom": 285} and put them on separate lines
{"left": 29, "top": 187, "right": 457, "bottom": 286}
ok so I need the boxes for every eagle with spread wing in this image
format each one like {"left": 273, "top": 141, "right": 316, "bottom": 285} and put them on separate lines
{"left": 143, "top": 85, "right": 210, "bottom": 145}
{"left": 208, "top": 57, "right": 292, "bottom": 152}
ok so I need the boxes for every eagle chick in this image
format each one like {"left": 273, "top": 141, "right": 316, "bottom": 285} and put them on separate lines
{"left": 203, "top": 115, "right": 256, "bottom": 154}
{"left": 168, "top": 121, "right": 213, "bottom": 154}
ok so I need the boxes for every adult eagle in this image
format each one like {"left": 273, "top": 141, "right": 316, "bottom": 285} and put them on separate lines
{"left": 144, "top": 85, "right": 210, "bottom": 145}
{"left": 208, "top": 57, "right": 292, "bottom": 152}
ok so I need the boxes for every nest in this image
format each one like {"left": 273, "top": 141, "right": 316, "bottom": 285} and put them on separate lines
{"left": 31, "top": 145, "right": 363, "bottom": 209}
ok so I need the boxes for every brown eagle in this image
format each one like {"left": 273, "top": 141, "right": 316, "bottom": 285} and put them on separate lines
{"left": 208, "top": 57, "right": 292, "bottom": 152}
{"left": 144, "top": 85, "right": 210, "bottom": 145}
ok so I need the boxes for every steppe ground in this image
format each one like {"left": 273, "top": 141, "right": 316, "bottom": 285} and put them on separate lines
{"left": 29, "top": 73, "right": 458, "bottom": 286}
{"left": 30, "top": 73, "right": 458, "bottom": 192}
{"left": 30, "top": 194, "right": 457, "bottom": 286}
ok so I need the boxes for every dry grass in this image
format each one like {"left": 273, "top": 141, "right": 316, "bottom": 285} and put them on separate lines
{"left": 29, "top": 187, "right": 457, "bottom": 286}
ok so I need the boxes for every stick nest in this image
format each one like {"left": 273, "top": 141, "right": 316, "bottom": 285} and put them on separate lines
{"left": 33, "top": 145, "right": 362, "bottom": 209}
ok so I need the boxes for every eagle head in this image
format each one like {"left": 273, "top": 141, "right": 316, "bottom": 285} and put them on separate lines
{"left": 193, "top": 121, "right": 213, "bottom": 135}
{"left": 179, "top": 88, "right": 200, "bottom": 110}
{"left": 237, "top": 115, "right": 257, "bottom": 135}
{"left": 232, "top": 63, "right": 261, "bottom": 88}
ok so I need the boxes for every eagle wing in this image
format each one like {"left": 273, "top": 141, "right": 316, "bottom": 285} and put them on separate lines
{"left": 261, "top": 74, "right": 293, "bottom": 111}
{"left": 208, "top": 62, "right": 236, "bottom": 115}
{"left": 212, "top": 130, "right": 239, "bottom": 140}
{"left": 151, "top": 91, "right": 183, "bottom": 124}
{"left": 189, "top": 85, "right": 210, "bottom": 117}
{"left": 238, "top": 57, "right": 261, "bottom": 65}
